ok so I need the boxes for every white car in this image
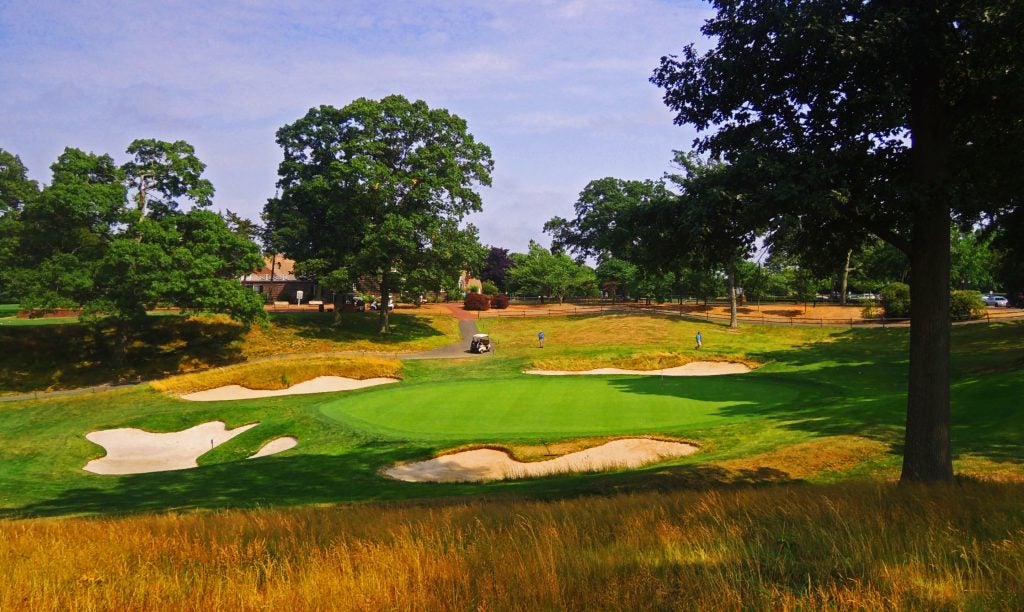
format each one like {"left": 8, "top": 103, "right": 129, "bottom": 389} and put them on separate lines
{"left": 982, "top": 294, "right": 1008, "bottom": 307}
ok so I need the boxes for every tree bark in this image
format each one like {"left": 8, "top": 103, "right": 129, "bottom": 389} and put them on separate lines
{"left": 902, "top": 205, "right": 952, "bottom": 482}
{"left": 840, "top": 249, "right": 853, "bottom": 306}
{"left": 727, "top": 264, "right": 739, "bottom": 328}
{"left": 378, "top": 272, "right": 392, "bottom": 334}
{"left": 900, "top": 28, "right": 953, "bottom": 483}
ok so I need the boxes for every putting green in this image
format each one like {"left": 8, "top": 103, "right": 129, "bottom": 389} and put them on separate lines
{"left": 319, "top": 373, "right": 807, "bottom": 441}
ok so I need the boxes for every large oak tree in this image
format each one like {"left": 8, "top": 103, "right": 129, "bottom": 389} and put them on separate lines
{"left": 264, "top": 95, "right": 494, "bottom": 333}
{"left": 652, "top": 0, "right": 1024, "bottom": 482}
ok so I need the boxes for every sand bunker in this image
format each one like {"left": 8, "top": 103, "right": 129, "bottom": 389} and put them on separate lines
{"left": 180, "top": 376, "right": 399, "bottom": 401}
{"left": 386, "top": 438, "right": 698, "bottom": 483}
{"left": 524, "top": 362, "right": 750, "bottom": 376}
{"left": 249, "top": 436, "right": 298, "bottom": 459}
{"left": 84, "top": 421, "right": 260, "bottom": 475}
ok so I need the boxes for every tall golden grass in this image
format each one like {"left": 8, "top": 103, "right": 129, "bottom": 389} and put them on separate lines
{"left": 2, "top": 482, "right": 1021, "bottom": 610}
{"left": 150, "top": 355, "right": 402, "bottom": 394}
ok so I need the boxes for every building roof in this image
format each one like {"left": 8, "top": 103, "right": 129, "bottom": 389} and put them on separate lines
{"left": 243, "top": 254, "right": 299, "bottom": 282}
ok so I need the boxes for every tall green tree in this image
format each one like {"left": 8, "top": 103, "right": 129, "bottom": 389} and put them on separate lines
{"left": 652, "top": 0, "right": 1024, "bottom": 482}
{"left": 507, "top": 241, "right": 596, "bottom": 303}
{"left": 264, "top": 95, "right": 493, "bottom": 333}
{"left": 0, "top": 149, "right": 40, "bottom": 293}
{"left": 546, "top": 177, "right": 672, "bottom": 266}
{"left": 404, "top": 221, "right": 487, "bottom": 304}
{"left": 123, "top": 139, "right": 214, "bottom": 218}
{"left": 12, "top": 143, "right": 264, "bottom": 367}
{"left": 659, "top": 154, "right": 762, "bottom": 327}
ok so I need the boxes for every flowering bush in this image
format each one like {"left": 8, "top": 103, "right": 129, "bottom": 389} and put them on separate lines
{"left": 464, "top": 292, "right": 490, "bottom": 311}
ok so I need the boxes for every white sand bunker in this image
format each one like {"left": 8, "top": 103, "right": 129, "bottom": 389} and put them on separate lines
{"left": 84, "top": 422, "right": 299, "bottom": 475}
{"left": 386, "top": 438, "right": 699, "bottom": 483}
{"left": 84, "top": 421, "right": 259, "bottom": 474}
{"left": 525, "top": 362, "right": 750, "bottom": 376}
{"left": 180, "top": 376, "right": 399, "bottom": 401}
{"left": 250, "top": 436, "right": 298, "bottom": 458}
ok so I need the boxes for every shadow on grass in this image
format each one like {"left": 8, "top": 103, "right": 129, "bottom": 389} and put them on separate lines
{"left": 266, "top": 311, "right": 448, "bottom": 345}
{"left": 4, "top": 439, "right": 802, "bottom": 519}
{"left": 608, "top": 323, "right": 1024, "bottom": 466}
{"left": 0, "top": 316, "right": 246, "bottom": 392}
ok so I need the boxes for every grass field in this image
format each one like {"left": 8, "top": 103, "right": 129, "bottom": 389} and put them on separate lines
{"left": 0, "top": 311, "right": 1022, "bottom": 607}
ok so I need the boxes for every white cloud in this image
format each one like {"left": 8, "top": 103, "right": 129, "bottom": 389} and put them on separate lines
{"left": 2, "top": 0, "right": 711, "bottom": 244}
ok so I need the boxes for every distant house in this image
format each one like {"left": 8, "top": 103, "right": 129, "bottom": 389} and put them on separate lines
{"left": 459, "top": 270, "right": 483, "bottom": 294}
{"left": 241, "top": 254, "right": 316, "bottom": 304}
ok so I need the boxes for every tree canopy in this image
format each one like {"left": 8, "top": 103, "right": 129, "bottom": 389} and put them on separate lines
{"left": 8, "top": 142, "right": 265, "bottom": 366}
{"left": 264, "top": 94, "right": 494, "bottom": 332}
{"left": 506, "top": 241, "right": 596, "bottom": 303}
{"left": 652, "top": 0, "right": 1024, "bottom": 482}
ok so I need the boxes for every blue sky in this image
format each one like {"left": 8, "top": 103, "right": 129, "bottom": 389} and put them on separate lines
{"left": 1, "top": 0, "right": 709, "bottom": 252}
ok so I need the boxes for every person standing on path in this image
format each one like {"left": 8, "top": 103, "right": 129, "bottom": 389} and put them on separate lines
{"left": 538, "top": 330, "right": 545, "bottom": 348}
{"left": 695, "top": 330, "right": 702, "bottom": 350}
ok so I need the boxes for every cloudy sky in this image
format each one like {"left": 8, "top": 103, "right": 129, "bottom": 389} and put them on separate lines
{"left": 1, "top": 0, "right": 710, "bottom": 252}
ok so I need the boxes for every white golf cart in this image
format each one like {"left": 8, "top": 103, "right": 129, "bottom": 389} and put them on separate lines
{"left": 470, "top": 333, "right": 491, "bottom": 354}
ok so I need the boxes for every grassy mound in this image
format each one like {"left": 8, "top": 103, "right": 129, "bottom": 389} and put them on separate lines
{"left": 151, "top": 356, "right": 402, "bottom": 394}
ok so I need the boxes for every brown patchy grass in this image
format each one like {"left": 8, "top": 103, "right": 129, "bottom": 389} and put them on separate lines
{"left": 714, "top": 436, "right": 892, "bottom": 480}
{"left": 955, "top": 456, "right": 1024, "bottom": 484}
{"left": 531, "top": 351, "right": 761, "bottom": 372}
{"left": 150, "top": 355, "right": 403, "bottom": 394}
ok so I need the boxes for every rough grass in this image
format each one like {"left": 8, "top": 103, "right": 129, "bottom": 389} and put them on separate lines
{"left": 150, "top": 356, "right": 403, "bottom": 394}
{"left": 241, "top": 309, "right": 459, "bottom": 358}
{"left": 0, "top": 309, "right": 456, "bottom": 394}
{"left": 2, "top": 482, "right": 1021, "bottom": 610}
{"left": 531, "top": 350, "right": 762, "bottom": 372}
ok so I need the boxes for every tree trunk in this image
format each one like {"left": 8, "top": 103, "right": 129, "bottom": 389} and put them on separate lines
{"left": 727, "top": 265, "right": 738, "bottom": 328}
{"left": 378, "top": 273, "right": 391, "bottom": 334}
{"left": 902, "top": 205, "right": 952, "bottom": 482}
{"left": 332, "top": 293, "right": 342, "bottom": 326}
{"left": 900, "top": 31, "right": 953, "bottom": 484}
{"left": 840, "top": 249, "right": 852, "bottom": 306}
{"left": 111, "top": 319, "right": 129, "bottom": 371}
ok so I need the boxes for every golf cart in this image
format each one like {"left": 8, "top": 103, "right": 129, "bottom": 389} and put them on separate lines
{"left": 470, "top": 333, "right": 491, "bottom": 354}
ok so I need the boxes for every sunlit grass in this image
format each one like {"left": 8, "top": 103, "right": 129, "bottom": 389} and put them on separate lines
{"left": 1, "top": 482, "right": 1021, "bottom": 610}
{"left": 241, "top": 309, "right": 459, "bottom": 358}
{"left": 150, "top": 355, "right": 403, "bottom": 394}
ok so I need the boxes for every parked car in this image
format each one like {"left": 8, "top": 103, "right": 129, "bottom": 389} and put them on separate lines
{"left": 982, "top": 294, "right": 1008, "bottom": 307}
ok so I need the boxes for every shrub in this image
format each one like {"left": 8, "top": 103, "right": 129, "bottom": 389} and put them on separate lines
{"left": 880, "top": 283, "right": 910, "bottom": 318}
{"left": 481, "top": 280, "right": 499, "bottom": 296}
{"left": 490, "top": 294, "right": 509, "bottom": 309}
{"left": 464, "top": 292, "right": 490, "bottom": 311}
{"left": 949, "top": 290, "right": 985, "bottom": 321}
{"left": 861, "top": 305, "right": 881, "bottom": 319}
